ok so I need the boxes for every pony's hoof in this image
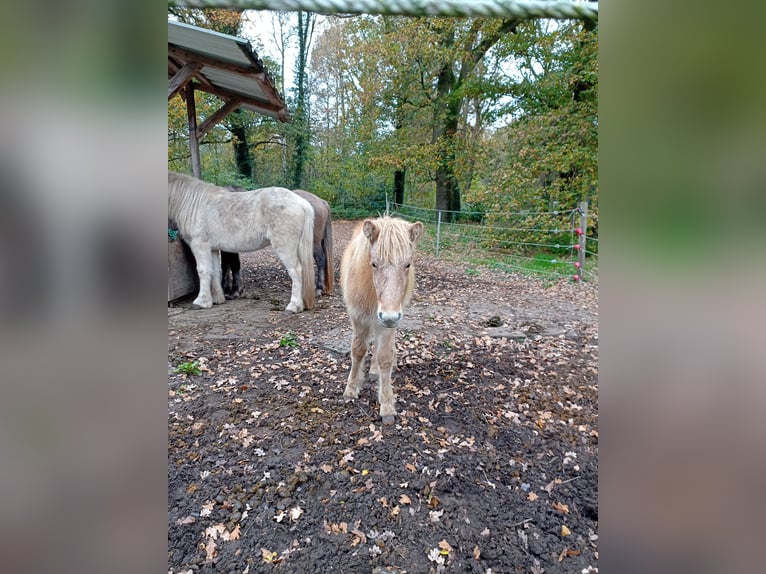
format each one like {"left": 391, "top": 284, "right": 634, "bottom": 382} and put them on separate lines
{"left": 381, "top": 414, "right": 395, "bottom": 425}
{"left": 191, "top": 299, "right": 212, "bottom": 309}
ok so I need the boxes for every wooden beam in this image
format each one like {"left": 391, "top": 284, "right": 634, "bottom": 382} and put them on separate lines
{"left": 185, "top": 83, "right": 202, "bottom": 179}
{"left": 196, "top": 98, "right": 242, "bottom": 139}
{"left": 168, "top": 61, "right": 203, "bottom": 100}
{"left": 190, "top": 81, "right": 285, "bottom": 116}
{"left": 169, "top": 45, "right": 259, "bottom": 76}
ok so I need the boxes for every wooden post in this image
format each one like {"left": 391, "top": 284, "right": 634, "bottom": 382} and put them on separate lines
{"left": 186, "top": 83, "right": 202, "bottom": 179}
{"left": 435, "top": 210, "right": 442, "bottom": 258}
{"left": 577, "top": 201, "right": 587, "bottom": 281}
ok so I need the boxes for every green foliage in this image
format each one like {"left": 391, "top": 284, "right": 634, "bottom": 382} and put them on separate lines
{"left": 174, "top": 360, "right": 202, "bottom": 376}
{"left": 279, "top": 330, "right": 298, "bottom": 348}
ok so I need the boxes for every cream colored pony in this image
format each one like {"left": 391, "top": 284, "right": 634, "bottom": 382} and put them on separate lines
{"left": 168, "top": 172, "right": 315, "bottom": 313}
{"left": 340, "top": 216, "right": 423, "bottom": 423}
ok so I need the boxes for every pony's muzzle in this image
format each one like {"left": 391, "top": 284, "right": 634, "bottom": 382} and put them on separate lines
{"left": 378, "top": 310, "right": 402, "bottom": 328}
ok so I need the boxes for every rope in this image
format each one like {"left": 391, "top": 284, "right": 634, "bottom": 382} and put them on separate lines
{"left": 167, "top": 1, "right": 599, "bottom": 20}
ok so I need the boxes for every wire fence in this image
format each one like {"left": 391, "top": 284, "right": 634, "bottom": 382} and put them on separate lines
{"left": 391, "top": 201, "right": 598, "bottom": 285}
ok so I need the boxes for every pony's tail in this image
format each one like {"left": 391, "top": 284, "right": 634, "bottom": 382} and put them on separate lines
{"left": 298, "top": 203, "right": 316, "bottom": 310}
{"left": 322, "top": 208, "right": 334, "bottom": 294}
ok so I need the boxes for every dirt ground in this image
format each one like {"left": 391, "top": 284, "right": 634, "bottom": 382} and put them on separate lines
{"left": 168, "top": 220, "right": 598, "bottom": 574}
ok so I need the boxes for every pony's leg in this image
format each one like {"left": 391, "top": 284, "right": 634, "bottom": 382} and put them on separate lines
{"left": 271, "top": 244, "right": 304, "bottom": 313}
{"left": 369, "top": 338, "right": 396, "bottom": 378}
{"left": 314, "top": 248, "right": 325, "bottom": 296}
{"left": 375, "top": 328, "right": 398, "bottom": 424}
{"left": 344, "top": 322, "right": 371, "bottom": 402}
{"left": 189, "top": 241, "right": 214, "bottom": 309}
{"left": 211, "top": 250, "right": 225, "bottom": 305}
{"left": 230, "top": 253, "right": 241, "bottom": 299}
{"left": 221, "top": 252, "right": 232, "bottom": 297}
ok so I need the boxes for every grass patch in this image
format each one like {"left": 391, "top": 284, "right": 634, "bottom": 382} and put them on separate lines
{"left": 279, "top": 330, "right": 298, "bottom": 348}
{"left": 174, "top": 360, "right": 201, "bottom": 376}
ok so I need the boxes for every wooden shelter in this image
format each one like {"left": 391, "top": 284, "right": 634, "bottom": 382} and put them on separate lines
{"left": 168, "top": 20, "right": 289, "bottom": 300}
{"left": 168, "top": 19, "right": 289, "bottom": 178}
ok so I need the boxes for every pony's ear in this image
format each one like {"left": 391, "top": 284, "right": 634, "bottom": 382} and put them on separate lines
{"left": 409, "top": 221, "right": 424, "bottom": 242}
{"left": 363, "top": 220, "right": 379, "bottom": 243}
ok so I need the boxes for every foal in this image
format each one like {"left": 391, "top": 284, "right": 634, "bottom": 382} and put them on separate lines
{"left": 340, "top": 216, "right": 423, "bottom": 423}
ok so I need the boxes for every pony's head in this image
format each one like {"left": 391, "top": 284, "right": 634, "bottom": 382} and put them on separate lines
{"left": 362, "top": 217, "right": 423, "bottom": 328}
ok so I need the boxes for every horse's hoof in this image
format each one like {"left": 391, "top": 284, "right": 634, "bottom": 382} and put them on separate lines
{"left": 381, "top": 415, "right": 395, "bottom": 425}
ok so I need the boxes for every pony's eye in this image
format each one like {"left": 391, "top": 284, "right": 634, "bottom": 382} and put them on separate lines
{"left": 405, "top": 262, "right": 411, "bottom": 269}
{"left": 371, "top": 262, "right": 378, "bottom": 269}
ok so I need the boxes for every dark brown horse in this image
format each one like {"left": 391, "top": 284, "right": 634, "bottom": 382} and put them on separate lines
{"left": 221, "top": 188, "right": 334, "bottom": 299}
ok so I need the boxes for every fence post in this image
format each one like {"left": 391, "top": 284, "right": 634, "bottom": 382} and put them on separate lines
{"left": 435, "top": 210, "right": 442, "bottom": 258}
{"left": 577, "top": 201, "right": 587, "bottom": 281}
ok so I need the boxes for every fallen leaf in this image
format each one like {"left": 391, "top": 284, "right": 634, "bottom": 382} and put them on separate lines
{"left": 390, "top": 505, "right": 400, "bottom": 517}
{"left": 473, "top": 545, "right": 481, "bottom": 560}
{"left": 261, "top": 548, "right": 277, "bottom": 563}
{"left": 289, "top": 506, "right": 303, "bottom": 521}
{"left": 204, "top": 523, "right": 226, "bottom": 540}
{"left": 528, "top": 492, "right": 539, "bottom": 501}
{"left": 273, "top": 510, "right": 286, "bottom": 523}
{"left": 175, "top": 516, "right": 196, "bottom": 525}
{"left": 561, "top": 525, "right": 571, "bottom": 537}
{"left": 552, "top": 501, "right": 570, "bottom": 514}
{"left": 350, "top": 527, "right": 367, "bottom": 546}
{"left": 226, "top": 524, "right": 241, "bottom": 541}
{"left": 399, "top": 494, "right": 412, "bottom": 505}
{"left": 438, "top": 539, "right": 454, "bottom": 554}
{"left": 320, "top": 463, "right": 333, "bottom": 473}
{"left": 429, "top": 509, "right": 444, "bottom": 523}
{"left": 405, "top": 463, "right": 417, "bottom": 472}
{"left": 200, "top": 501, "right": 214, "bottom": 517}
{"left": 204, "top": 538, "right": 217, "bottom": 561}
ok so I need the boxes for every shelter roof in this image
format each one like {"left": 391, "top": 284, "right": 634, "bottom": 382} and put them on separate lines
{"left": 168, "top": 20, "right": 289, "bottom": 122}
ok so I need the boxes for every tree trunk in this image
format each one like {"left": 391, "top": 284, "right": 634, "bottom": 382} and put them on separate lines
{"left": 433, "top": 61, "right": 462, "bottom": 222}
{"left": 229, "top": 110, "right": 252, "bottom": 179}
{"left": 393, "top": 169, "right": 405, "bottom": 205}
{"left": 290, "top": 11, "right": 314, "bottom": 189}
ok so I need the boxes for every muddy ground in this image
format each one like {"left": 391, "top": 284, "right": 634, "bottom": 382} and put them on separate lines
{"left": 168, "top": 220, "right": 598, "bottom": 574}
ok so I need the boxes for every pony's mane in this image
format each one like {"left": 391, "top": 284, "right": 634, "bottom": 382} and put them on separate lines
{"left": 371, "top": 216, "right": 417, "bottom": 263}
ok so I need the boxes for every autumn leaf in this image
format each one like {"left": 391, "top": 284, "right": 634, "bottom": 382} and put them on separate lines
{"left": 225, "top": 524, "right": 241, "bottom": 541}
{"left": 473, "top": 545, "right": 481, "bottom": 559}
{"left": 200, "top": 501, "right": 214, "bottom": 517}
{"left": 405, "top": 462, "right": 417, "bottom": 472}
{"left": 204, "top": 538, "right": 217, "bottom": 561}
{"left": 552, "top": 501, "right": 570, "bottom": 514}
{"left": 289, "top": 506, "right": 303, "bottom": 521}
{"left": 320, "top": 463, "right": 333, "bottom": 473}
{"left": 390, "top": 505, "right": 400, "bottom": 517}
{"left": 350, "top": 527, "right": 367, "bottom": 546}
{"left": 429, "top": 509, "right": 444, "bottom": 523}
{"left": 438, "top": 539, "right": 454, "bottom": 555}
{"left": 528, "top": 492, "right": 539, "bottom": 501}
{"left": 261, "top": 548, "right": 278, "bottom": 563}
{"left": 175, "top": 515, "right": 196, "bottom": 525}
{"left": 561, "top": 525, "right": 571, "bottom": 537}
{"left": 399, "top": 494, "right": 412, "bottom": 505}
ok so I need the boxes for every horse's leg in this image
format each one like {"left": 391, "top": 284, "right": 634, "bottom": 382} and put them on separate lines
{"left": 375, "top": 327, "right": 398, "bottom": 424}
{"left": 189, "top": 241, "right": 214, "bottom": 309}
{"left": 271, "top": 241, "right": 304, "bottom": 313}
{"left": 230, "top": 253, "right": 241, "bottom": 299}
{"left": 344, "top": 320, "right": 371, "bottom": 402}
{"left": 314, "top": 245, "right": 325, "bottom": 297}
{"left": 211, "top": 250, "right": 225, "bottom": 305}
{"left": 221, "top": 252, "right": 232, "bottom": 297}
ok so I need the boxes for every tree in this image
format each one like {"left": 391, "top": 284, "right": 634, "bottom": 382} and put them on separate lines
{"left": 289, "top": 11, "right": 316, "bottom": 189}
